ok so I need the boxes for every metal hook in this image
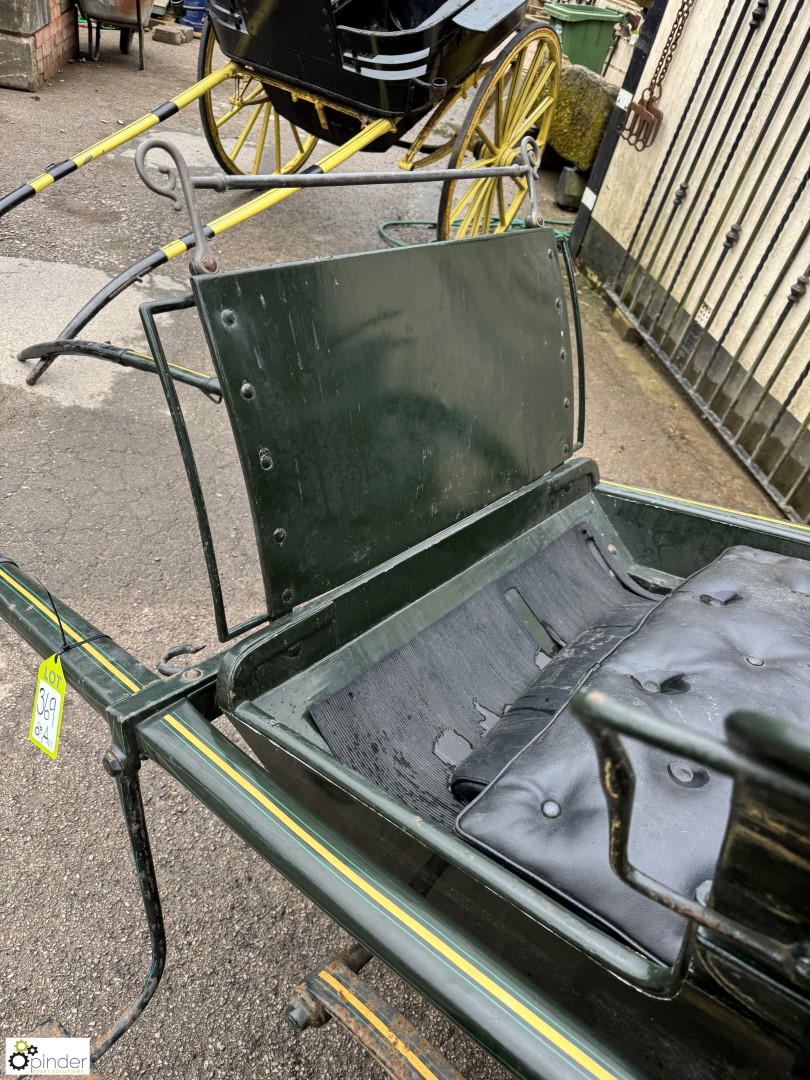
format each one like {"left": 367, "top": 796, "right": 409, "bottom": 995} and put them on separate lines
{"left": 519, "top": 135, "right": 544, "bottom": 229}
{"left": 156, "top": 641, "right": 205, "bottom": 677}
{"left": 135, "top": 138, "right": 218, "bottom": 274}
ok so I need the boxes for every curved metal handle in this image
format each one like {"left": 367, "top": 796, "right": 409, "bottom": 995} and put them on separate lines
{"left": 519, "top": 135, "right": 544, "bottom": 229}
{"left": 135, "top": 138, "right": 217, "bottom": 275}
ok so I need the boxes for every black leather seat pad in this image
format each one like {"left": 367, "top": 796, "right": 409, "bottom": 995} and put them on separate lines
{"left": 456, "top": 546, "right": 810, "bottom": 964}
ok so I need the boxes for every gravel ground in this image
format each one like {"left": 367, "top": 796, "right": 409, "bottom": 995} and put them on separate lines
{"left": 0, "top": 26, "right": 779, "bottom": 1080}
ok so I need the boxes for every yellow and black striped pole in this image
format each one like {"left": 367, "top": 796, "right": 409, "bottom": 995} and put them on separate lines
{"left": 25, "top": 117, "right": 397, "bottom": 385}
{"left": 160, "top": 116, "right": 397, "bottom": 261}
{"left": 0, "top": 62, "right": 239, "bottom": 218}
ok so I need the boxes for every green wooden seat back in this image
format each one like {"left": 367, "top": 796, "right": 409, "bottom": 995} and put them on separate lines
{"left": 192, "top": 227, "right": 574, "bottom": 617}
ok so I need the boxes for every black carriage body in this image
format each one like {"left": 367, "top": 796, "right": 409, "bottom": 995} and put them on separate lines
{"left": 206, "top": 0, "right": 527, "bottom": 144}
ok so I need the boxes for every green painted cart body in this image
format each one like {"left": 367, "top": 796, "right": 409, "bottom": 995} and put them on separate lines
{"left": 2, "top": 219, "right": 809, "bottom": 1080}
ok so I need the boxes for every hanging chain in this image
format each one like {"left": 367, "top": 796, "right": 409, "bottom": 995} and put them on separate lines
{"left": 644, "top": 0, "right": 697, "bottom": 102}
{"left": 621, "top": 0, "right": 698, "bottom": 149}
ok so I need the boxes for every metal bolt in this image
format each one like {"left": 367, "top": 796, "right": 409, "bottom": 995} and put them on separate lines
{"left": 273, "top": 528, "right": 286, "bottom": 545}
{"left": 240, "top": 381, "right": 255, "bottom": 400}
{"left": 181, "top": 667, "right": 203, "bottom": 682}
{"left": 221, "top": 309, "right": 236, "bottom": 327}
{"left": 259, "top": 448, "right": 273, "bottom": 471}
{"left": 201, "top": 254, "right": 218, "bottom": 274}
{"left": 541, "top": 799, "right": 561, "bottom": 818}
{"left": 643, "top": 680, "right": 660, "bottom": 694}
{"left": 555, "top": 298, "right": 562, "bottom": 312}
{"left": 282, "top": 588, "right": 294, "bottom": 605}
{"left": 668, "top": 761, "right": 693, "bottom": 785}
{"left": 563, "top": 443, "right": 570, "bottom": 454}
{"left": 563, "top": 397, "right": 570, "bottom": 408}
{"left": 102, "top": 749, "right": 123, "bottom": 777}
{"left": 560, "top": 348, "right": 567, "bottom": 361}
{"left": 285, "top": 993, "right": 325, "bottom": 1033}
{"left": 744, "top": 655, "right": 764, "bottom": 667}
{"left": 668, "top": 761, "right": 710, "bottom": 788}
{"left": 286, "top": 642, "right": 301, "bottom": 658}
{"left": 547, "top": 248, "right": 554, "bottom": 260}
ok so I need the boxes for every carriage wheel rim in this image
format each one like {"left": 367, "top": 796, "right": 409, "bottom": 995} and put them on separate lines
{"left": 438, "top": 26, "right": 560, "bottom": 241}
{"left": 199, "top": 25, "right": 318, "bottom": 176}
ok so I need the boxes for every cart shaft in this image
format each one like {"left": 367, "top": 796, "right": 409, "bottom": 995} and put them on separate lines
{"left": 0, "top": 61, "right": 238, "bottom": 218}
{"left": 0, "top": 554, "right": 642, "bottom": 1080}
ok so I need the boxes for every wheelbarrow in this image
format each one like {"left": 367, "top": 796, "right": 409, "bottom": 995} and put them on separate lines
{"left": 78, "top": 0, "right": 149, "bottom": 70}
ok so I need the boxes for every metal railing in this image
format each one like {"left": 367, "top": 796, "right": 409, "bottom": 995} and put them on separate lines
{"left": 603, "top": 0, "right": 810, "bottom": 522}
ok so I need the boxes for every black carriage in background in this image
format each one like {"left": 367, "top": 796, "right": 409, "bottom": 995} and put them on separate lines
{"left": 198, "top": 0, "right": 562, "bottom": 239}
{"left": 205, "top": 0, "right": 529, "bottom": 144}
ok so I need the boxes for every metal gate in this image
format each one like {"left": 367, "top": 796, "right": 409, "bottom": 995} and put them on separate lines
{"left": 576, "top": 0, "right": 810, "bottom": 522}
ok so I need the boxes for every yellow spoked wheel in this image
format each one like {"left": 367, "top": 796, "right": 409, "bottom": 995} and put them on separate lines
{"left": 437, "top": 25, "right": 560, "bottom": 241}
{"left": 198, "top": 21, "right": 318, "bottom": 175}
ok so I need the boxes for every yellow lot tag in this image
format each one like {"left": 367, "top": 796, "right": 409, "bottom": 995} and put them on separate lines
{"left": 30, "top": 654, "right": 65, "bottom": 759}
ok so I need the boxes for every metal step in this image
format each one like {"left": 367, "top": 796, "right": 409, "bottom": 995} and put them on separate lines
{"left": 287, "top": 954, "right": 465, "bottom": 1080}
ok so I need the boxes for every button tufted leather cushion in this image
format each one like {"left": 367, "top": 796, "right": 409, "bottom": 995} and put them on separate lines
{"left": 450, "top": 602, "right": 652, "bottom": 804}
{"left": 456, "top": 546, "right": 810, "bottom": 964}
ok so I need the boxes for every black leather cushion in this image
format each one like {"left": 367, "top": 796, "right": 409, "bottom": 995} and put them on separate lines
{"left": 456, "top": 546, "right": 810, "bottom": 964}
{"left": 451, "top": 602, "right": 651, "bottom": 803}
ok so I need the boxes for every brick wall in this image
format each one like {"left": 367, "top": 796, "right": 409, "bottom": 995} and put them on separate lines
{"left": 0, "top": 0, "right": 78, "bottom": 91}
{"left": 34, "top": 0, "right": 79, "bottom": 84}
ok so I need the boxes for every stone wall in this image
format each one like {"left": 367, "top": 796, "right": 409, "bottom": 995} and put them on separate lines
{"left": 0, "top": 0, "right": 78, "bottom": 91}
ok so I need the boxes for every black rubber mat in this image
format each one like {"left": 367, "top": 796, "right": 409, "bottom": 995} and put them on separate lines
{"left": 311, "top": 527, "right": 653, "bottom": 828}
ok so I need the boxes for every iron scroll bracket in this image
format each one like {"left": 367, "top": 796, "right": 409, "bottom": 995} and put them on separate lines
{"left": 135, "top": 138, "right": 218, "bottom": 275}
{"left": 572, "top": 688, "right": 810, "bottom": 989}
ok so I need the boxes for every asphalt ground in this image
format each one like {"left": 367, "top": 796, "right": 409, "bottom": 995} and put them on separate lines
{"left": 0, "top": 28, "right": 779, "bottom": 1080}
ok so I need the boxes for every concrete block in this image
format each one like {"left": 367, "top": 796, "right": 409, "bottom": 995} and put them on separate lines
{"left": 550, "top": 64, "right": 619, "bottom": 172}
{"left": 152, "top": 22, "right": 193, "bottom": 44}
{"left": 0, "top": 0, "right": 50, "bottom": 36}
{"left": 554, "top": 166, "right": 587, "bottom": 211}
{"left": 0, "top": 31, "right": 39, "bottom": 91}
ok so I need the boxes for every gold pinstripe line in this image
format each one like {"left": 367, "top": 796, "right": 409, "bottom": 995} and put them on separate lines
{"left": 128, "top": 350, "right": 213, "bottom": 380}
{"left": 601, "top": 481, "right": 810, "bottom": 533}
{"left": 0, "top": 567, "right": 140, "bottom": 692}
{"left": 162, "top": 713, "right": 619, "bottom": 1080}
